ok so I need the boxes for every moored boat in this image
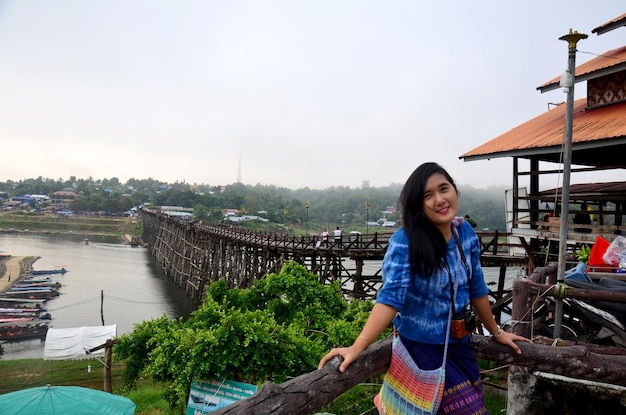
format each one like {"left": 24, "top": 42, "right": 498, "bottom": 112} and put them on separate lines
{"left": 0, "top": 297, "right": 45, "bottom": 304}
{"left": 4, "top": 289, "right": 57, "bottom": 299}
{"left": 21, "top": 276, "right": 55, "bottom": 284}
{"left": 7, "top": 285, "right": 54, "bottom": 293}
{"left": 0, "top": 317, "right": 35, "bottom": 325}
{"left": 27, "top": 267, "right": 68, "bottom": 276}
{"left": 0, "top": 323, "right": 49, "bottom": 341}
{"left": 0, "top": 307, "right": 46, "bottom": 314}
{"left": 14, "top": 281, "right": 62, "bottom": 289}
{"left": 0, "top": 307, "right": 52, "bottom": 321}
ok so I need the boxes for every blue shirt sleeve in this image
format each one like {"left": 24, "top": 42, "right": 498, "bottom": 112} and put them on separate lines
{"left": 375, "top": 229, "right": 411, "bottom": 313}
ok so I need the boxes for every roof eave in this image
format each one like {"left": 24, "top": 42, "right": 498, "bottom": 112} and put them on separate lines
{"left": 462, "top": 137, "right": 626, "bottom": 164}
{"left": 461, "top": 146, "right": 564, "bottom": 162}
{"left": 592, "top": 13, "right": 626, "bottom": 35}
{"left": 537, "top": 63, "right": 626, "bottom": 93}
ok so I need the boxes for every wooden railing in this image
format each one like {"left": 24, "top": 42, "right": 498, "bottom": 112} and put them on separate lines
{"left": 151, "top": 212, "right": 391, "bottom": 256}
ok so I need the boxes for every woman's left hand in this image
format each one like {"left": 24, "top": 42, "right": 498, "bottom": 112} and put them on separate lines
{"left": 493, "top": 331, "right": 531, "bottom": 354}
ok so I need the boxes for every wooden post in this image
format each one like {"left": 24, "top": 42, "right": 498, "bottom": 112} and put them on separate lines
{"left": 104, "top": 340, "right": 113, "bottom": 393}
{"left": 86, "top": 338, "right": 118, "bottom": 393}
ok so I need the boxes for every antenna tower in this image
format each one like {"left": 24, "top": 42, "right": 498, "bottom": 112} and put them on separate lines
{"left": 237, "top": 154, "right": 242, "bottom": 183}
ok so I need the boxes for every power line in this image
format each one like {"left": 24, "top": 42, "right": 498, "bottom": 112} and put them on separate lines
{"left": 578, "top": 49, "right": 626, "bottom": 63}
{"left": 47, "top": 296, "right": 100, "bottom": 311}
{"left": 103, "top": 294, "right": 166, "bottom": 305}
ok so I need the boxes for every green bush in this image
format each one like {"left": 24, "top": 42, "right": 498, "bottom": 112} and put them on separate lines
{"left": 115, "top": 260, "right": 375, "bottom": 407}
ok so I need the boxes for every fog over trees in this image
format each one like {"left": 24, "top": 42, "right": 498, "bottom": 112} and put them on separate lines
{"left": 0, "top": 177, "right": 508, "bottom": 231}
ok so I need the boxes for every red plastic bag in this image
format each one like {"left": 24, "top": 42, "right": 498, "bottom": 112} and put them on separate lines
{"left": 588, "top": 235, "right": 612, "bottom": 270}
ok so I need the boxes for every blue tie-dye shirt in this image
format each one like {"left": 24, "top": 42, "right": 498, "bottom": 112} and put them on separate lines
{"left": 376, "top": 220, "right": 489, "bottom": 344}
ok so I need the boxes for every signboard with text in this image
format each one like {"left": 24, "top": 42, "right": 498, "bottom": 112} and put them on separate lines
{"left": 186, "top": 379, "right": 258, "bottom": 414}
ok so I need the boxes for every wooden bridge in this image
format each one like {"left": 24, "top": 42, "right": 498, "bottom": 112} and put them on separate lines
{"left": 140, "top": 210, "right": 530, "bottom": 307}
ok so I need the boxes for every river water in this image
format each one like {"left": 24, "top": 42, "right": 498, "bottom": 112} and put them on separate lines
{"left": 0, "top": 233, "right": 195, "bottom": 360}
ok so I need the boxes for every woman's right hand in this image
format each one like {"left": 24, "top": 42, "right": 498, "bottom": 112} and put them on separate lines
{"left": 319, "top": 303, "right": 397, "bottom": 373}
{"left": 318, "top": 343, "right": 366, "bottom": 373}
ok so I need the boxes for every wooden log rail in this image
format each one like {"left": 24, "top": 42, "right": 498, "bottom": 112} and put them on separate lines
{"left": 210, "top": 334, "right": 626, "bottom": 415}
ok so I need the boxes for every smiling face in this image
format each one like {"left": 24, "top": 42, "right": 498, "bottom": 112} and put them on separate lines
{"left": 422, "top": 172, "right": 459, "bottom": 239}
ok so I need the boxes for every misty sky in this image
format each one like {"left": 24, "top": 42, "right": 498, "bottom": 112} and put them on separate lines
{"left": 0, "top": 1, "right": 623, "bottom": 190}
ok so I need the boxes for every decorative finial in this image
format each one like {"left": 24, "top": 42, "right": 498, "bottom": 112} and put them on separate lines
{"left": 559, "top": 29, "right": 588, "bottom": 48}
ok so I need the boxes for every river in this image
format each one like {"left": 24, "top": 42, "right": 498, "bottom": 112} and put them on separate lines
{"left": 0, "top": 233, "right": 195, "bottom": 360}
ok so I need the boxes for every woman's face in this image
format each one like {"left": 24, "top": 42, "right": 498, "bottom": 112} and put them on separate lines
{"left": 422, "top": 172, "right": 459, "bottom": 234}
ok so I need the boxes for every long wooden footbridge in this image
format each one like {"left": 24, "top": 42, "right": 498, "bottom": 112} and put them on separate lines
{"left": 140, "top": 210, "right": 530, "bottom": 306}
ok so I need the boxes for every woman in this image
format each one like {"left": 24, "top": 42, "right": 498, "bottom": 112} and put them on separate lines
{"left": 318, "top": 162, "right": 529, "bottom": 414}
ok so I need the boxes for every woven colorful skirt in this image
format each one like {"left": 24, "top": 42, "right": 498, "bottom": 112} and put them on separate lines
{"left": 381, "top": 336, "right": 487, "bottom": 415}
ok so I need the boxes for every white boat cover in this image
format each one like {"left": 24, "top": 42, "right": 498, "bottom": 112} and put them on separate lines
{"left": 43, "top": 325, "right": 117, "bottom": 360}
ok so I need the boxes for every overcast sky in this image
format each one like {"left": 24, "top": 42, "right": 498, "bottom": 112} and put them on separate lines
{"left": 0, "top": 1, "right": 623, "bottom": 190}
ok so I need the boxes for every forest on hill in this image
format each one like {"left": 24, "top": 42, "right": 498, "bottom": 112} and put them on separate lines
{"left": 0, "top": 176, "right": 508, "bottom": 231}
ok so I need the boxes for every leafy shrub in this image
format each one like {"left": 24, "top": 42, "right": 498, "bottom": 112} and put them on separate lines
{"left": 115, "top": 260, "right": 375, "bottom": 407}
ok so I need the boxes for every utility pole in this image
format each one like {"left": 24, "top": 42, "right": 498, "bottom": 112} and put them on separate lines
{"left": 554, "top": 29, "right": 587, "bottom": 338}
{"left": 305, "top": 201, "right": 310, "bottom": 235}
{"left": 101, "top": 290, "right": 105, "bottom": 326}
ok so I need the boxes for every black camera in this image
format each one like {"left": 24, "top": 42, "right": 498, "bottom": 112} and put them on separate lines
{"left": 451, "top": 307, "right": 477, "bottom": 338}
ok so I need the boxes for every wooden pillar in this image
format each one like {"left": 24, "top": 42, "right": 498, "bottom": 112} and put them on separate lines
{"left": 104, "top": 341, "right": 113, "bottom": 393}
{"left": 353, "top": 258, "right": 364, "bottom": 298}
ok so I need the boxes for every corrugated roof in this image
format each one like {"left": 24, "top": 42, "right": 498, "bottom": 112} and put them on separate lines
{"left": 537, "top": 45, "right": 626, "bottom": 93}
{"left": 538, "top": 182, "right": 626, "bottom": 204}
{"left": 460, "top": 98, "right": 626, "bottom": 167}
{"left": 592, "top": 13, "right": 626, "bottom": 35}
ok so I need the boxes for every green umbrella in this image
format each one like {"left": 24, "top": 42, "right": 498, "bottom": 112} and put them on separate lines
{"left": 0, "top": 385, "right": 136, "bottom": 415}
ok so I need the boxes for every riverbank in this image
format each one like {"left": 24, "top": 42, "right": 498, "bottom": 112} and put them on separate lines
{"left": 0, "top": 212, "right": 141, "bottom": 238}
{"left": 0, "top": 256, "right": 38, "bottom": 293}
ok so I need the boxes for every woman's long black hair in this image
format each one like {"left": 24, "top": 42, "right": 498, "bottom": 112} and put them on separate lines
{"left": 399, "top": 162, "right": 459, "bottom": 276}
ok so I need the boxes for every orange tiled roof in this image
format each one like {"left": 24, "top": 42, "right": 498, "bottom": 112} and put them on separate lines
{"left": 460, "top": 98, "right": 626, "bottom": 165}
{"left": 537, "top": 45, "right": 626, "bottom": 92}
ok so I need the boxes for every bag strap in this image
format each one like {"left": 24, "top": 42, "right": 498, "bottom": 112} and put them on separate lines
{"left": 442, "top": 258, "right": 456, "bottom": 366}
{"left": 452, "top": 227, "right": 471, "bottom": 283}
{"left": 441, "top": 226, "right": 473, "bottom": 366}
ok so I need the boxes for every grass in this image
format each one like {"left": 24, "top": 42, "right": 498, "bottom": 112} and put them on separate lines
{"left": 0, "top": 358, "right": 184, "bottom": 414}
{"left": 124, "top": 383, "right": 176, "bottom": 415}
{"left": 0, "top": 358, "right": 109, "bottom": 393}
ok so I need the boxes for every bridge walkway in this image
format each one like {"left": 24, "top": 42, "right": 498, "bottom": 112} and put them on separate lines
{"left": 140, "top": 210, "right": 529, "bottom": 310}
